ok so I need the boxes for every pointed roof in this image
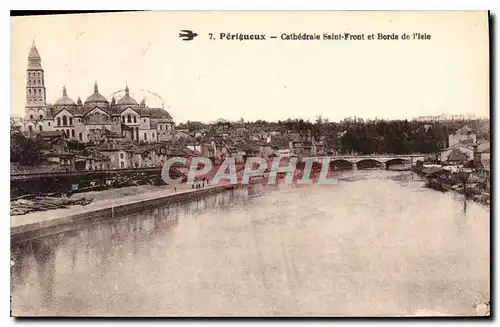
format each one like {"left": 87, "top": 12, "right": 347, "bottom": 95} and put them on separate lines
{"left": 28, "top": 40, "right": 40, "bottom": 59}
{"left": 27, "top": 40, "right": 42, "bottom": 69}
{"left": 454, "top": 125, "right": 474, "bottom": 135}
{"left": 476, "top": 141, "right": 490, "bottom": 153}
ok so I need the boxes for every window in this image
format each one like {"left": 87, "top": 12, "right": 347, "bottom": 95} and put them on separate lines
{"left": 144, "top": 133, "right": 147, "bottom": 140}
{"left": 143, "top": 119, "right": 146, "bottom": 123}
{"left": 120, "top": 162, "right": 124, "bottom": 168}
{"left": 62, "top": 116, "right": 67, "bottom": 126}
{"left": 159, "top": 125, "right": 162, "bottom": 130}
{"left": 78, "top": 118, "right": 81, "bottom": 123}
{"left": 69, "top": 117, "right": 73, "bottom": 125}
{"left": 79, "top": 133, "right": 82, "bottom": 141}
{"left": 38, "top": 89, "right": 41, "bottom": 94}
{"left": 48, "top": 122, "right": 51, "bottom": 126}
{"left": 39, "top": 125, "right": 42, "bottom": 131}
{"left": 152, "top": 133, "right": 155, "bottom": 139}
{"left": 71, "top": 130, "right": 75, "bottom": 138}
{"left": 120, "top": 153, "right": 124, "bottom": 159}
{"left": 28, "top": 125, "right": 33, "bottom": 132}
{"left": 30, "top": 115, "right": 33, "bottom": 120}
{"left": 127, "top": 115, "right": 131, "bottom": 123}
{"left": 133, "top": 116, "right": 137, "bottom": 123}
{"left": 122, "top": 116, "right": 125, "bottom": 123}
{"left": 57, "top": 117, "right": 61, "bottom": 126}
{"left": 39, "top": 115, "right": 43, "bottom": 120}
{"left": 38, "top": 80, "right": 40, "bottom": 85}
{"left": 28, "top": 89, "right": 31, "bottom": 94}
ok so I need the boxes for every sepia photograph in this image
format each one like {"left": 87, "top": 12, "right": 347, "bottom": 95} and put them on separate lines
{"left": 9, "top": 10, "right": 490, "bottom": 317}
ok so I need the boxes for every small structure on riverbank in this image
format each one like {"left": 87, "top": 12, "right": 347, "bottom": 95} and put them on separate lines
{"left": 414, "top": 164, "right": 490, "bottom": 205}
{"left": 11, "top": 196, "right": 93, "bottom": 216}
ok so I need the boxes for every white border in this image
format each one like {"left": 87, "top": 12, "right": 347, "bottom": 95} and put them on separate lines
{"left": 3, "top": 1, "right": 498, "bottom": 325}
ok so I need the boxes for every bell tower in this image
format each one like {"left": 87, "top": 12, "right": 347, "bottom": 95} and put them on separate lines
{"left": 25, "top": 40, "right": 46, "bottom": 121}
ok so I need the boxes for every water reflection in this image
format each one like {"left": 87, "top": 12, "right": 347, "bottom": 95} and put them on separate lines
{"left": 11, "top": 172, "right": 489, "bottom": 316}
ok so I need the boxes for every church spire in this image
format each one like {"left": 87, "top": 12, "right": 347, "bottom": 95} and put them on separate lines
{"left": 125, "top": 83, "right": 129, "bottom": 95}
{"left": 94, "top": 81, "right": 99, "bottom": 93}
{"left": 25, "top": 39, "right": 46, "bottom": 113}
{"left": 77, "top": 96, "right": 82, "bottom": 106}
{"left": 27, "top": 39, "right": 42, "bottom": 69}
{"left": 28, "top": 39, "right": 40, "bottom": 59}
{"left": 62, "top": 85, "right": 67, "bottom": 96}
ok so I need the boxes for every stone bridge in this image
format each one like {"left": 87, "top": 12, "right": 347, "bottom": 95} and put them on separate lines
{"left": 314, "top": 154, "right": 427, "bottom": 169}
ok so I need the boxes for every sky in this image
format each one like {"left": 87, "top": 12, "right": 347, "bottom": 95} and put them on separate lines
{"left": 11, "top": 11, "right": 489, "bottom": 123}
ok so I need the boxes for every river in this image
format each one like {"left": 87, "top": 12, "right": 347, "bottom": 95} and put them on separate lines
{"left": 10, "top": 170, "right": 490, "bottom": 316}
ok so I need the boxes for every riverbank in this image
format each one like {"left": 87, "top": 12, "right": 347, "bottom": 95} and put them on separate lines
{"left": 413, "top": 166, "right": 490, "bottom": 206}
{"left": 11, "top": 183, "right": 235, "bottom": 242}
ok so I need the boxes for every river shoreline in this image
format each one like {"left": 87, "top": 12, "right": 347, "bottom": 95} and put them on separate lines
{"left": 412, "top": 166, "right": 490, "bottom": 207}
{"left": 11, "top": 183, "right": 236, "bottom": 242}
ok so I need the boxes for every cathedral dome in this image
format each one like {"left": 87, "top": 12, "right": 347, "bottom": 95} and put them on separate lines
{"left": 85, "top": 81, "right": 109, "bottom": 107}
{"left": 117, "top": 85, "right": 138, "bottom": 106}
{"left": 54, "top": 86, "right": 76, "bottom": 106}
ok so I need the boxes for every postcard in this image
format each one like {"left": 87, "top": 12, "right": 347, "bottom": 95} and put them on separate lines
{"left": 10, "top": 11, "right": 490, "bottom": 317}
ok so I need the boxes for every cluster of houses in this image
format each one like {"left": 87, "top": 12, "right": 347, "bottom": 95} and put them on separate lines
{"left": 174, "top": 122, "right": 326, "bottom": 164}
{"left": 11, "top": 132, "right": 195, "bottom": 174}
{"left": 431, "top": 125, "right": 491, "bottom": 192}
{"left": 11, "top": 119, "right": 331, "bottom": 175}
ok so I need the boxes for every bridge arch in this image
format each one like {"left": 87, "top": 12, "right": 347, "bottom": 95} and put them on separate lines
{"left": 356, "top": 159, "right": 383, "bottom": 169}
{"left": 385, "top": 158, "right": 410, "bottom": 167}
{"left": 330, "top": 159, "right": 353, "bottom": 170}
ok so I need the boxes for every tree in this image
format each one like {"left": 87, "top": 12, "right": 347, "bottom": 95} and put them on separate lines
{"left": 11, "top": 121, "right": 44, "bottom": 165}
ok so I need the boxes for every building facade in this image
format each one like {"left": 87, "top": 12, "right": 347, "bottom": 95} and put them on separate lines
{"left": 19, "top": 42, "right": 175, "bottom": 143}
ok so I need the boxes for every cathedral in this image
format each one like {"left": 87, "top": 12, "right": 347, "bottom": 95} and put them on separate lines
{"left": 20, "top": 41, "right": 175, "bottom": 144}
